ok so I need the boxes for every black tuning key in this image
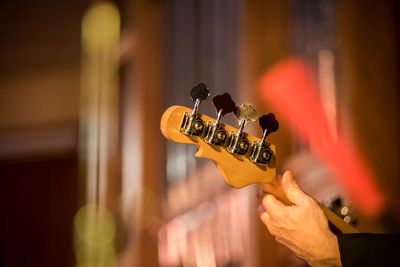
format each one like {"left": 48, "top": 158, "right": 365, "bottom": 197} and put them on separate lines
{"left": 212, "top": 93, "right": 236, "bottom": 124}
{"left": 249, "top": 113, "right": 279, "bottom": 164}
{"left": 226, "top": 104, "right": 258, "bottom": 155}
{"left": 190, "top": 83, "right": 210, "bottom": 116}
{"left": 180, "top": 83, "right": 210, "bottom": 137}
{"left": 203, "top": 93, "right": 236, "bottom": 146}
{"left": 258, "top": 113, "right": 279, "bottom": 142}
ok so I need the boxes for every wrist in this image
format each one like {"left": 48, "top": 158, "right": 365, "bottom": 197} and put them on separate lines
{"left": 308, "top": 234, "right": 341, "bottom": 267}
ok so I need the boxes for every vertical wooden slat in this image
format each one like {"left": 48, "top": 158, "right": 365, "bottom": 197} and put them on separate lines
{"left": 337, "top": 0, "right": 400, "bottom": 230}
{"left": 238, "top": 0, "right": 291, "bottom": 266}
{"left": 121, "top": 0, "right": 166, "bottom": 266}
{"left": 238, "top": 1, "right": 293, "bottom": 266}
{"left": 81, "top": 0, "right": 121, "bottom": 210}
{"left": 79, "top": 2, "right": 121, "bottom": 265}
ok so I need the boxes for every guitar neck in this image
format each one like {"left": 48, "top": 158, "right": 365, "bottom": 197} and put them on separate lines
{"left": 260, "top": 180, "right": 359, "bottom": 234}
{"left": 319, "top": 205, "right": 359, "bottom": 233}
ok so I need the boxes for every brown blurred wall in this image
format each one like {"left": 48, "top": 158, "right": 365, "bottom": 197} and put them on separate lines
{"left": 0, "top": 1, "right": 87, "bottom": 266}
{"left": 337, "top": 0, "right": 400, "bottom": 230}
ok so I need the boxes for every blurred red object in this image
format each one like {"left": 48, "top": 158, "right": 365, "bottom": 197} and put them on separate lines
{"left": 258, "top": 58, "right": 385, "bottom": 217}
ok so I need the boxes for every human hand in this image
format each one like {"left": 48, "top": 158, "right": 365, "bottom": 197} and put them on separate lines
{"left": 258, "top": 171, "right": 341, "bottom": 267}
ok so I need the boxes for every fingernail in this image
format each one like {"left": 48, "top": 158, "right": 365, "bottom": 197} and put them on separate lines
{"left": 257, "top": 204, "right": 266, "bottom": 216}
{"left": 256, "top": 189, "right": 264, "bottom": 202}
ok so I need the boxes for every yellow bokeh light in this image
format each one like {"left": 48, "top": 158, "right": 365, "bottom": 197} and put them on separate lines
{"left": 74, "top": 204, "right": 116, "bottom": 247}
{"left": 81, "top": 1, "right": 120, "bottom": 50}
{"left": 74, "top": 204, "right": 117, "bottom": 266}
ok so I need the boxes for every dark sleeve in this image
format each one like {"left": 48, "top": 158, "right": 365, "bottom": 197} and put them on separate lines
{"left": 337, "top": 233, "right": 400, "bottom": 267}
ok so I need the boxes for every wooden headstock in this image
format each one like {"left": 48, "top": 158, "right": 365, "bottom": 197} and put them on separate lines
{"left": 160, "top": 105, "right": 277, "bottom": 189}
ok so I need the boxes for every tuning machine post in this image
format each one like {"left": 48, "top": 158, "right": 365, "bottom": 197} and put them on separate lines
{"left": 180, "top": 83, "right": 210, "bottom": 136}
{"left": 249, "top": 113, "right": 279, "bottom": 164}
{"left": 203, "top": 93, "right": 236, "bottom": 146}
{"left": 326, "top": 198, "right": 357, "bottom": 226}
{"left": 226, "top": 104, "right": 258, "bottom": 155}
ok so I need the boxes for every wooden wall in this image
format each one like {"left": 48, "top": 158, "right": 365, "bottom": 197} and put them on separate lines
{"left": 0, "top": 0, "right": 87, "bottom": 266}
{"left": 238, "top": 1, "right": 294, "bottom": 266}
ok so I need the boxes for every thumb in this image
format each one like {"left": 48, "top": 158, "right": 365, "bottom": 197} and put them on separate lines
{"left": 282, "top": 171, "right": 308, "bottom": 205}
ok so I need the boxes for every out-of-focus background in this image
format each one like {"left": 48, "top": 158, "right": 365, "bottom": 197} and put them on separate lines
{"left": 1, "top": 0, "right": 400, "bottom": 266}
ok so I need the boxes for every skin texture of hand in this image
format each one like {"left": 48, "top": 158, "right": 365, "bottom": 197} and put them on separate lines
{"left": 258, "top": 171, "right": 342, "bottom": 267}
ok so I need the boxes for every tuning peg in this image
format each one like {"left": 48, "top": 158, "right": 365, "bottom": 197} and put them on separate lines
{"left": 180, "top": 83, "right": 210, "bottom": 137}
{"left": 225, "top": 104, "right": 258, "bottom": 155}
{"left": 190, "top": 83, "right": 210, "bottom": 116}
{"left": 248, "top": 113, "right": 278, "bottom": 164}
{"left": 233, "top": 104, "right": 258, "bottom": 136}
{"left": 258, "top": 113, "right": 279, "bottom": 144}
{"left": 190, "top": 83, "right": 210, "bottom": 102}
{"left": 212, "top": 93, "right": 236, "bottom": 125}
{"left": 203, "top": 93, "right": 235, "bottom": 146}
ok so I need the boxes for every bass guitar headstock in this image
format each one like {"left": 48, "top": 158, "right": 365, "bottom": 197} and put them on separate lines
{"left": 161, "top": 83, "right": 360, "bottom": 234}
{"left": 160, "top": 83, "right": 279, "bottom": 189}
